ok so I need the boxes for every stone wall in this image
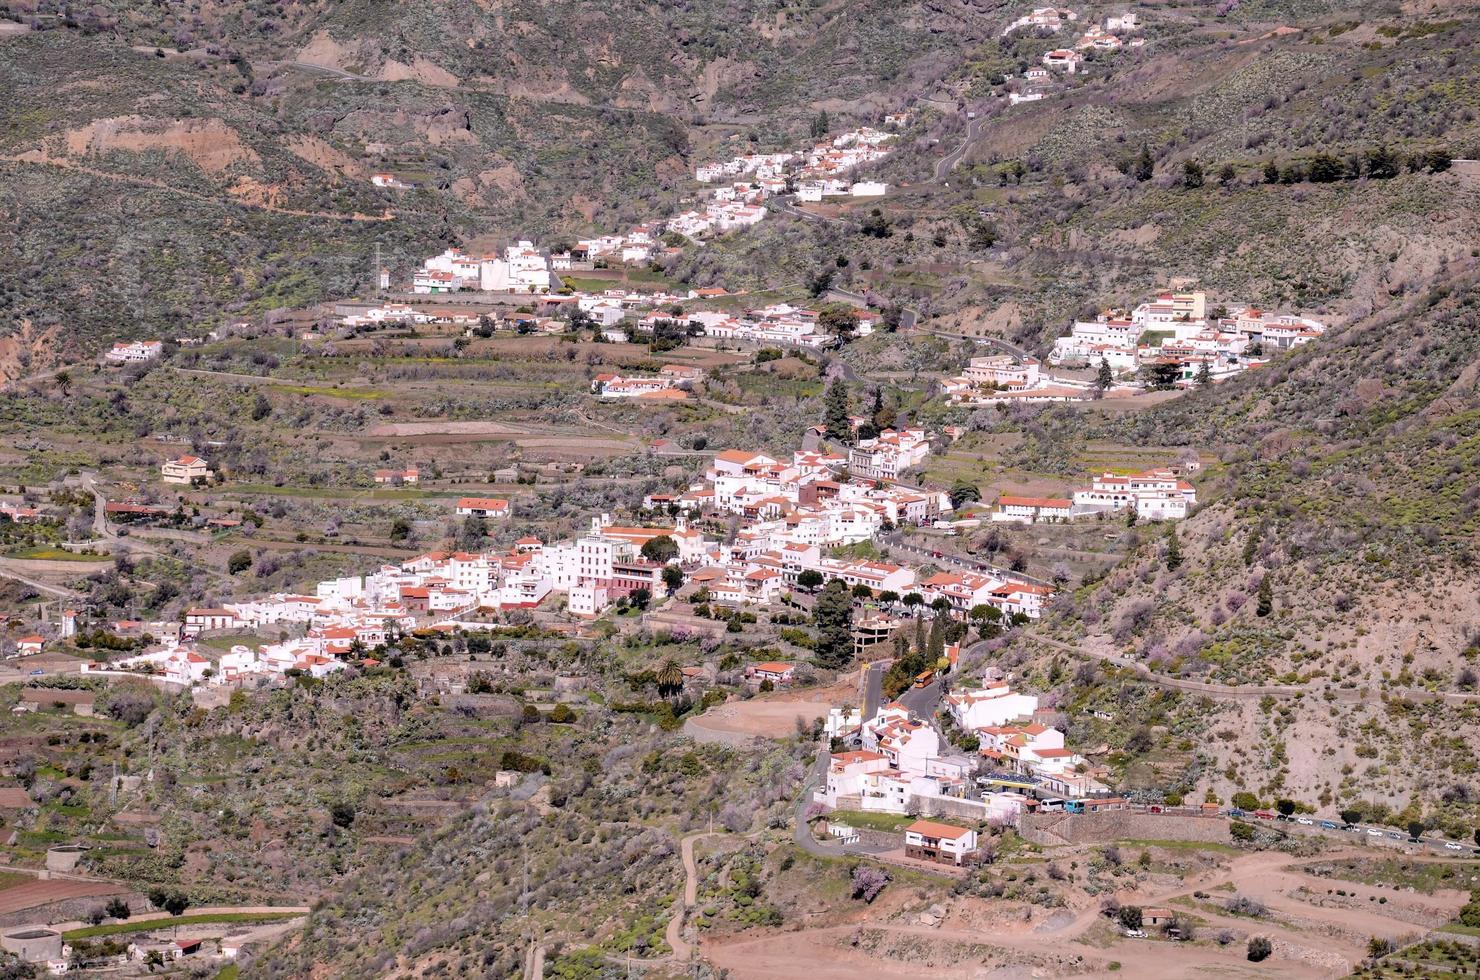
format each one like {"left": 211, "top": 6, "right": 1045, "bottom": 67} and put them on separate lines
{"left": 1021, "top": 811, "right": 1230, "bottom": 846}
{"left": 911, "top": 794, "right": 991, "bottom": 823}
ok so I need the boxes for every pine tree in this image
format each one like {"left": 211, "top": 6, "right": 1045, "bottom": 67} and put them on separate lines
{"left": 1095, "top": 357, "right": 1113, "bottom": 393}
{"left": 913, "top": 615, "right": 926, "bottom": 654}
{"left": 1165, "top": 529, "right": 1183, "bottom": 571}
{"left": 812, "top": 580, "right": 855, "bottom": 669}
{"left": 927, "top": 613, "right": 946, "bottom": 661}
{"left": 1256, "top": 575, "right": 1274, "bottom": 617}
{"left": 1133, "top": 145, "right": 1155, "bottom": 182}
{"left": 1196, "top": 359, "right": 1212, "bottom": 387}
{"left": 823, "top": 378, "right": 851, "bottom": 444}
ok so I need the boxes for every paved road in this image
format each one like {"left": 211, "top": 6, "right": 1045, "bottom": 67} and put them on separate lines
{"left": 928, "top": 112, "right": 991, "bottom": 183}
{"left": 0, "top": 564, "right": 83, "bottom": 601}
{"left": 880, "top": 530, "right": 1053, "bottom": 589}
{"left": 897, "top": 676, "right": 944, "bottom": 718}
{"left": 790, "top": 746, "right": 894, "bottom": 858}
{"left": 914, "top": 326, "right": 1031, "bottom": 360}
{"left": 1023, "top": 633, "right": 1480, "bottom": 707}
{"left": 861, "top": 662, "right": 883, "bottom": 722}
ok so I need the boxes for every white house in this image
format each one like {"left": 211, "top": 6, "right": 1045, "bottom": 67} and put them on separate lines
{"left": 992, "top": 495, "right": 1074, "bottom": 523}
{"left": 105, "top": 340, "right": 164, "bottom": 364}
{"left": 161, "top": 455, "right": 212, "bottom": 485}
{"left": 455, "top": 498, "right": 509, "bottom": 519}
{"left": 945, "top": 683, "right": 1040, "bottom": 730}
{"left": 568, "top": 583, "right": 610, "bottom": 618}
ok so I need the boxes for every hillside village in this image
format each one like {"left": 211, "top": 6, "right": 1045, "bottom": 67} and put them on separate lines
{"left": 0, "top": 0, "right": 1477, "bottom": 975}
{"left": 406, "top": 123, "right": 899, "bottom": 295}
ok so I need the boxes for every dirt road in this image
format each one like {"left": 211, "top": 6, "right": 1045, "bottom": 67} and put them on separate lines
{"left": 703, "top": 847, "right": 1469, "bottom": 980}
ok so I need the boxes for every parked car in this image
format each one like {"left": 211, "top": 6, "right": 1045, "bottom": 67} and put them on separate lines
{"left": 1123, "top": 929, "right": 1146, "bottom": 939}
{"left": 1386, "top": 832, "right": 1404, "bottom": 841}
{"left": 1319, "top": 821, "right": 1340, "bottom": 830}
{"left": 1296, "top": 817, "right": 1314, "bottom": 826}
{"left": 28, "top": 669, "right": 43, "bottom": 675}
{"left": 1366, "top": 829, "right": 1384, "bottom": 837}
{"left": 1227, "top": 808, "right": 1246, "bottom": 819}
{"left": 1444, "top": 842, "right": 1465, "bottom": 851}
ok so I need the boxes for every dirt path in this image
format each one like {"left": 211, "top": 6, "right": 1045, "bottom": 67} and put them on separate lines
{"left": 1027, "top": 634, "right": 1480, "bottom": 706}
{"left": 663, "top": 831, "right": 721, "bottom": 961}
{"left": 0, "top": 155, "right": 394, "bottom": 223}
{"left": 703, "top": 847, "right": 1462, "bottom": 979}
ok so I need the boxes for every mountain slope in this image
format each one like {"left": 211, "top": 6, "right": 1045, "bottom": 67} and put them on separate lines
{"left": 1021, "top": 270, "right": 1480, "bottom": 821}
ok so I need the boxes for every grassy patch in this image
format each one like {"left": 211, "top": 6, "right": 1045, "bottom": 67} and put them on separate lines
{"left": 268, "top": 384, "right": 387, "bottom": 400}
{"left": 62, "top": 911, "right": 300, "bottom": 940}
{"left": 1300, "top": 858, "right": 1480, "bottom": 894}
{"left": 225, "top": 483, "right": 444, "bottom": 500}
{"left": 1439, "top": 923, "right": 1480, "bottom": 937}
{"left": 822, "top": 810, "right": 917, "bottom": 832}
{"left": 4, "top": 547, "right": 110, "bottom": 562}
{"left": 1115, "top": 838, "right": 1240, "bottom": 856}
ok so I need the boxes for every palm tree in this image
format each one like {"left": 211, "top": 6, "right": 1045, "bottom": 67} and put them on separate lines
{"left": 656, "top": 659, "right": 684, "bottom": 697}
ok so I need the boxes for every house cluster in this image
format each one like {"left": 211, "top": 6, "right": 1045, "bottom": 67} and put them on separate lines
{"left": 939, "top": 354, "right": 1114, "bottom": 405}
{"left": 589, "top": 369, "right": 694, "bottom": 401}
{"left": 1002, "top": 6, "right": 1076, "bottom": 35}
{"left": 0, "top": 499, "right": 41, "bottom": 523}
{"left": 1074, "top": 11, "right": 1144, "bottom": 51}
{"left": 645, "top": 445, "right": 1054, "bottom": 619}
{"left": 104, "top": 340, "right": 164, "bottom": 364}
{"left": 946, "top": 680, "right": 1108, "bottom": 798}
{"left": 412, "top": 242, "right": 554, "bottom": 295}
{"left": 991, "top": 465, "right": 1197, "bottom": 524}
{"left": 681, "top": 126, "right": 895, "bottom": 233}
{"left": 1040, "top": 11, "right": 1145, "bottom": 71}
{"left": 1048, "top": 290, "right": 1327, "bottom": 383}
{"left": 813, "top": 679, "right": 1105, "bottom": 858}
{"left": 649, "top": 302, "right": 879, "bottom": 350}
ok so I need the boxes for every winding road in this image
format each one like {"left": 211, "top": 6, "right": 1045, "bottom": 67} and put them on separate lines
{"left": 1021, "top": 632, "right": 1480, "bottom": 706}
{"left": 0, "top": 155, "right": 393, "bottom": 223}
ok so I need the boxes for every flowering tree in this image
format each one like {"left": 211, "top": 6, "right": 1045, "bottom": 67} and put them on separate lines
{"left": 850, "top": 865, "right": 890, "bottom": 903}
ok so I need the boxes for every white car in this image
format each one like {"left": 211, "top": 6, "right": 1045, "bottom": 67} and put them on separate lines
{"left": 1444, "top": 842, "right": 1465, "bottom": 851}
{"left": 1124, "top": 929, "right": 1146, "bottom": 939}
{"left": 1366, "top": 829, "right": 1383, "bottom": 837}
{"left": 1296, "top": 817, "right": 1314, "bottom": 826}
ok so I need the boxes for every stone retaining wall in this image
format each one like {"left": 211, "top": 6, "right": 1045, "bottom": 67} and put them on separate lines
{"left": 1021, "top": 811, "right": 1230, "bottom": 846}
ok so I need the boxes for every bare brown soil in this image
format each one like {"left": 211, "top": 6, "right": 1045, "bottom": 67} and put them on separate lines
{"left": 0, "top": 878, "right": 126, "bottom": 915}
{"left": 704, "top": 849, "right": 1470, "bottom": 979}
{"left": 687, "top": 700, "right": 832, "bottom": 739}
